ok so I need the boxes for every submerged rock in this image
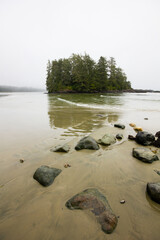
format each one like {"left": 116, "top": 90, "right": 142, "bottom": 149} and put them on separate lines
{"left": 50, "top": 144, "right": 70, "bottom": 153}
{"left": 135, "top": 131, "right": 155, "bottom": 146}
{"left": 132, "top": 148, "right": 159, "bottom": 163}
{"left": 65, "top": 188, "right": 118, "bottom": 234}
{"left": 116, "top": 133, "right": 123, "bottom": 140}
{"left": 114, "top": 123, "right": 125, "bottom": 129}
{"left": 75, "top": 136, "right": 99, "bottom": 150}
{"left": 33, "top": 165, "right": 62, "bottom": 187}
{"left": 147, "top": 182, "right": 160, "bottom": 204}
{"left": 98, "top": 134, "right": 116, "bottom": 145}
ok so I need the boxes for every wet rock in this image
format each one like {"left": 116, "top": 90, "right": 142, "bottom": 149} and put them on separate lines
{"left": 135, "top": 131, "right": 155, "bottom": 146}
{"left": 155, "top": 131, "right": 160, "bottom": 138}
{"left": 128, "top": 135, "right": 135, "bottom": 140}
{"left": 154, "top": 169, "right": 160, "bottom": 176}
{"left": 134, "top": 127, "right": 143, "bottom": 132}
{"left": 65, "top": 188, "right": 118, "bottom": 234}
{"left": 153, "top": 138, "right": 160, "bottom": 148}
{"left": 75, "top": 136, "right": 99, "bottom": 150}
{"left": 147, "top": 182, "right": 160, "bottom": 204}
{"left": 33, "top": 165, "right": 62, "bottom": 187}
{"left": 98, "top": 134, "right": 116, "bottom": 146}
{"left": 50, "top": 144, "right": 70, "bottom": 153}
{"left": 116, "top": 134, "right": 123, "bottom": 140}
{"left": 132, "top": 148, "right": 159, "bottom": 163}
{"left": 114, "top": 123, "right": 125, "bottom": 129}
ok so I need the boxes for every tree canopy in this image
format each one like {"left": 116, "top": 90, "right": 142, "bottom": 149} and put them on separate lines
{"left": 46, "top": 54, "right": 131, "bottom": 93}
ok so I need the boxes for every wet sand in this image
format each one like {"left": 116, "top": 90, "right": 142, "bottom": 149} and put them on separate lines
{"left": 0, "top": 124, "right": 160, "bottom": 240}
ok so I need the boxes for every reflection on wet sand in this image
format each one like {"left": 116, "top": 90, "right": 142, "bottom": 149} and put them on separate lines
{"left": 47, "top": 94, "right": 120, "bottom": 136}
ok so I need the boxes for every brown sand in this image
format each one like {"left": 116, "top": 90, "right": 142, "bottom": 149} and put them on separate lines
{"left": 0, "top": 125, "right": 160, "bottom": 240}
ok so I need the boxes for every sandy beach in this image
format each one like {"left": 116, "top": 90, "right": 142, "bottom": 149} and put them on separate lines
{"left": 0, "top": 122, "right": 160, "bottom": 240}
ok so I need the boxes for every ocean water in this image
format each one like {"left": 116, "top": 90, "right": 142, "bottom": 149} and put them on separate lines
{"left": 0, "top": 92, "right": 160, "bottom": 240}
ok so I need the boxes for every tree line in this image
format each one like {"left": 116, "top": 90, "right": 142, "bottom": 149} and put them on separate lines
{"left": 46, "top": 53, "right": 131, "bottom": 93}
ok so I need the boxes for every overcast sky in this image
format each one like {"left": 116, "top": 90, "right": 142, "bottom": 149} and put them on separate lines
{"left": 0, "top": 0, "right": 160, "bottom": 90}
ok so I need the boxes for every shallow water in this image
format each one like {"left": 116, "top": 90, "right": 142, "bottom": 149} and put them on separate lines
{"left": 0, "top": 92, "right": 160, "bottom": 240}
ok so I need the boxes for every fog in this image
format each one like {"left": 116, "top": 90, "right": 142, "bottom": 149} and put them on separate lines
{"left": 0, "top": 0, "right": 160, "bottom": 90}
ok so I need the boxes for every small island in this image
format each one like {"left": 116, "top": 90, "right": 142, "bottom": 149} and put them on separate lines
{"left": 46, "top": 53, "right": 131, "bottom": 93}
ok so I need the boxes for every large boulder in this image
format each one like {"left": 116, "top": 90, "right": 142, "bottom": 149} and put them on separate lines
{"left": 98, "top": 134, "right": 116, "bottom": 145}
{"left": 75, "top": 136, "right": 99, "bottom": 150}
{"left": 50, "top": 144, "right": 70, "bottom": 153}
{"left": 135, "top": 131, "right": 155, "bottom": 146}
{"left": 114, "top": 123, "right": 125, "bottom": 129}
{"left": 65, "top": 188, "right": 118, "bottom": 234}
{"left": 147, "top": 183, "right": 160, "bottom": 204}
{"left": 132, "top": 148, "right": 159, "bottom": 163}
{"left": 33, "top": 165, "right": 62, "bottom": 186}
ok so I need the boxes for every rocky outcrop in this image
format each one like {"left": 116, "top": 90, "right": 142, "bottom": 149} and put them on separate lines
{"left": 33, "top": 165, "right": 62, "bottom": 186}
{"left": 65, "top": 188, "right": 118, "bottom": 234}
{"left": 50, "top": 144, "right": 70, "bottom": 152}
{"left": 132, "top": 148, "right": 159, "bottom": 163}
{"left": 75, "top": 136, "right": 99, "bottom": 150}
{"left": 98, "top": 134, "right": 116, "bottom": 145}
{"left": 135, "top": 131, "right": 155, "bottom": 146}
{"left": 114, "top": 123, "right": 125, "bottom": 129}
{"left": 147, "top": 182, "right": 160, "bottom": 204}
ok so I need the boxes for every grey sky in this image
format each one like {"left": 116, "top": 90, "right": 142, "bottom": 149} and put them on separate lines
{"left": 0, "top": 0, "right": 160, "bottom": 90}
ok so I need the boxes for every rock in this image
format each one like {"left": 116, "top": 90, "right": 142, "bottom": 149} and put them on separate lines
{"left": 153, "top": 138, "right": 160, "bottom": 148}
{"left": 134, "top": 127, "right": 143, "bottom": 132}
{"left": 135, "top": 131, "right": 155, "bottom": 146}
{"left": 116, "top": 134, "right": 123, "bottom": 140}
{"left": 33, "top": 165, "right": 62, "bottom": 187}
{"left": 132, "top": 148, "right": 159, "bottom": 163}
{"left": 98, "top": 134, "right": 116, "bottom": 146}
{"left": 155, "top": 131, "right": 160, "bottom": 138}
{"left": 128, "top": 135, "right": 135, "bottom": 140}
{"left": 144, "top": 118, "right": 148, "bottom": 120}
{"left": 120, "top": 200, "right": 125, "bottom": 204}
{"left": 65, "top": 188, "right": 118, "bottom": 234}
{"left": 147, "top": 183, "right": 160, "bottom": 204}
{"left": 154, "top": 169, "right": 160, "bottom": 176}
{"left": 114, "top": 123, "right": 125, "bottom": 129}
{"left": 64, "top": 163, "right": 71, "bottom": 168}
{"left": 129, "top": 123, "right": 136, "bottom": 127}
{"left": 50, "top": 144, "right": 70, "bottom": 152}
{"left": 75, "top": 136, "right": 99, "bottom": 150}
{"left": 20, "top": 159, "right": 24, "bottom": 163}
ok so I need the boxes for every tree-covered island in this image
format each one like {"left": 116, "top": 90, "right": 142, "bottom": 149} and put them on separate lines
{"left": 46, "top": 54, "right": 131, "bottom": 93}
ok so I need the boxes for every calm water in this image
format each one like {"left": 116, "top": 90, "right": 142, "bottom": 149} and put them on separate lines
{"left": 0, "top": 92, "right": 160, "bottom": 240}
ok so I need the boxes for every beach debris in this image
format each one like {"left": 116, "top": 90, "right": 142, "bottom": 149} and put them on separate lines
{"left": 128, "top": 135, "right": 136, "bottom": 140}
{"left": 65, "top": 188, "right": 118, "bottom": 234}
{"left": 19, "top": 158, "right": 24, "bottom": 163}
{"left": 98, "top": 134, "right": 116, "bottom": 146}
{"left": 132, "top": 148, "right": 159, "bottom": 163}
{"left": 144, "top": 118, "right": 148, "bottom": 120}
{"left": 147, "top": 182, "right": 160, "bottom": 204}
{"left": 50, "top": 144, "right": 70, "bottom": 153}
{"left": 33, "top": 165, "right": 62, "bottom": 187}
{"left": 114, "top": 123, "right": 125, "bottom": 129}
{"left": 75, "top": 136, "right": 99, "bottom": 150}
{"left": 64, "top": 163, "right": 71, "bottom": 168}
{"left": 134, "top": 127, "right": 143, "bottom": 132}
{"left": 135, "top": 131, "right": 155, "bottom": 146}
{"left": 129, "top": 123, "right": 136, "bottom": 127}
{"left": 116, "top": 133, "right": 123, "bottom": 140}
{"left": 120, "top": 200, "right": 125, "bottom": 204}
{"left": 154, "top": 169, "right": 160, "bottom": 176}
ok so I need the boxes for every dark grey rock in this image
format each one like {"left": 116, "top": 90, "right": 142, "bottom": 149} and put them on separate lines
{"left": 75, "top": 136, "right": 99, "bottom": 150}
{"left": 116, "top": 134, "right": 123, "bottom": 140}
{"left": 135, "top": 131, "right": 155, "bottom": 146}
{"left": 66, "top": 188, "right": 118, "bottom": 234}
{"left": 98, "top": 134, "right": 116, "bottom": 146}
{"left": 132, "top": 148, "right": 159, "bottom": 163}
{"left": 50, "top": 144, "right": 70, "bottom": 153}
{"left": 153, "top": 138, "right": 160, "bottom": 148}
{"left": 128, "top": 135, "right": 135, "bottom": 140}
{"left": 33, "top": 165, "right": 62, "bottom": 187}
{"left": 147, "top": 182, "right": 160, "bottom": 204}
{"left": 155, "top": 131, "right": 160, "bottom": 138}
{"left": 114, "top": 123, "right": 125, "bottom": 129}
